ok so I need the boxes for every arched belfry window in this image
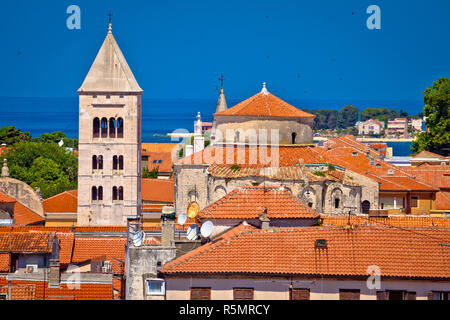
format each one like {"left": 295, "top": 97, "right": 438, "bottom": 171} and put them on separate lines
{"left": 101, "top": 118, "right": 108, "bottom": 138}
{"left": 119, "top": 155, "right": 124, "bottom": 170}
{"left": 109, "top": 118, "right": 116, "bottom": 138}
{"left": 98, "top": 186, "right": 103, "bottom": 201}
{"left": 118, "top": 186, "right": 124, "bottom": 200}
{"left": 92, "top": 155, "right": 98, "bottom": 170}
{"left": 117, "top": 118, "right": 124, "bottom": 138}
{"left": 113, "top": 155, "right": 118, "bottom": 170}
{"left": 92, "top": 186, "right": 98, "bottom": 201}
{"left": 112, "top": 186, "right": 118, "bottom": 200}
{"left": 93, "top": 118, "right": 100, "bottom": 138}
{"left": 98, "top": 155, "right": 103, "bottom": 170}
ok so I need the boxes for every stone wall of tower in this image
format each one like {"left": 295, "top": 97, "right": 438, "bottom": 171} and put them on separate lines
{"left": 77, "top": 93, "right": 141, "bottom": 226}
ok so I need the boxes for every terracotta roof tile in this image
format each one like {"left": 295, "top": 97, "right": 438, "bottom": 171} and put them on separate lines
{"left": 321, "top": 215, "right": 450, "bottom": 228}
{"left": 0, "top": 232, "right": 52, "bottom": 253}
{"left": 141, "top": 178, "right": 174, "bottom": 204}
{"left": 142, "top": 143, "right": 179, "bottom": 154}
{"left": 214, "top": 91, "right": 315, "bottom": 118}
{"left": 161, "top": 223, "right": 450, "bottom": 279}
{"left": 145, "top": 152, "right": 174, "bottom": 173}
{"left": 199, "top": 186, "right": 320, "bottom": 220}
{"left": 43, "top": 190, "right": 77, "bottom": 213}
{"left": 0, "top": 284, "right": 36, "bottom": 300}
{"left": 13, "top": 202, "right": 45, "bottom": 226}
{"left": 0, "top": 253, "right": 10, "bottom": 272}
{"left": 0, "top": 192, "right": 15, "bottom": 203}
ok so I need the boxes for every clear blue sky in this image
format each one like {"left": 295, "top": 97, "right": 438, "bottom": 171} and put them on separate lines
{"left": 0, "top": 0, "right": 449, "bottom": 101}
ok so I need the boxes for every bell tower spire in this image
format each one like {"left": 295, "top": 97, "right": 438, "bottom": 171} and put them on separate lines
{"left": 215, "top": 74, "right": 227, "bottom": 113}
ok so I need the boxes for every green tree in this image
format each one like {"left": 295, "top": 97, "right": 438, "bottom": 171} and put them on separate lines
{"left": 0, "top": 126, "right": 31, "bottom": 146}
{"left": 337, "top": 105, "right": 360, "bottom": 129}
{"left": 33, "top": 131, "right": 78, "bottom": 149}
{"left": 142, "top": 166, "right": 159, "bottom": 179}
{"left": 0, "top": 141, "right": 78, "bottom": 198}
{"left": 411, "top": 77, "right": 450, "bottom": 156}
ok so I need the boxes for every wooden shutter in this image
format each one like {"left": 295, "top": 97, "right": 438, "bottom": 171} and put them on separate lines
{"left": 405, "top": 292, "right": 416, "bottom": 300}
{"left": 233, "top": 288, "right": 254, "bottom": 300}
{"left": 290, "top": 288, "right": 310, "bottom": 300}
{"left": 411, "top": 196, "right": 418, "bottom": 208}
{"left": 190, "top": 288, "right": 211, "bottom": 300}
{"left": 339, "top": 289, "right": 360, "bottom": 300}
{"left": 376, "top": 291, "right": 388, "bottom": 300}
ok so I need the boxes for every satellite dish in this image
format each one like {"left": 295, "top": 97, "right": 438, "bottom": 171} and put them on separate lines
{"left": 187, "top": 201, "right": 200, "bottom": 219}
{"left": 200, "top": 220, "right": 214, "bottom": 238}
{"left": 133, "top": 230, "right": 145, "bottom": 247}
{"left": 177, "top": 213, "right": 187, "bottom": 225}
{"left": 186, "top": 224, "right": 199, "bottom": 240}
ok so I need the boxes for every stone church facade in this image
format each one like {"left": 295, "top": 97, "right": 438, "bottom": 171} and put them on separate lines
{"left": 77, "top": 23, "right": 142, "bottom": 226}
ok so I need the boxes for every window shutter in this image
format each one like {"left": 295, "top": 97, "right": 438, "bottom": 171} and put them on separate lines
{"left": 290, "top": 289, "right": 310, "bottom": 300}
{"left": 233, "top": 288, "right": 254, "bottom": 300}
{"left": 405, "top": 292, "right": 416, "bottom": 300}
{"left": 190, "top": 288, "right": 211, "bottom": 300}
{"left": 376, "top": 291, "right": 388, "bottom": 300}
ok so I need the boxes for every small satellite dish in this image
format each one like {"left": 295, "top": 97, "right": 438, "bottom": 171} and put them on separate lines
{"left": 177, "top": 213, "right": 187, "bottom": 225}
{"left": 200, "top": 220, "right": 214, "bottom": 238}
{"left": 186, "top": 224, "right": 199, "bottom": 240}
{"left": 187, "top": 201, "right": 200, "bottom": 219}
{"left": 133, "top": 230, "right": 145, "bottom": 247}
{"left": 58, "top": 140, "right": 64, "bottom": 147}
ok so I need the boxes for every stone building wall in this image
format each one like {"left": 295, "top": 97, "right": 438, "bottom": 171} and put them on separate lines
{"left": 0, "top": 177, "right": 44, "bottom": 217}
{"left": 214, "top": 115, "right": 314, "bottom": 145}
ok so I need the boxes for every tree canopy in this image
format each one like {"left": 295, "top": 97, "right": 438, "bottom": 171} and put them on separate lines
{"left": 337, "top": 105, "right": 360, "bottom": 129}
{"left": 411, "top": 77, "right": 450, "bottom": 156}
{"left": 1, "top": 140, "right": 78, "bottom": 198}
{"left": 0, "top": 126, "right": 31, "bottom": 146}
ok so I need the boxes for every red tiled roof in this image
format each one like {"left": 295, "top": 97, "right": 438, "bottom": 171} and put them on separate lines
{"left": 0, "top": 284, "right": 36, "bottom": 300}
{"left": 72, "top": 237, "right": 126, "bottom": 274}
{"left": 43, "top": 190, "right": 77, "bottom": 213}
{"left": 321, "top": 215, "right": 450, "bottom": 228}
{"left": 0, "top": 253, "right": 10, "bottom": 272}
{"left": 214, "top": 91, "right": 315, "bottom": 118}
{"left": 142, "top": 143, "right": 179, "bottom": 154}
{"left": 199, "top": 186, "right": 320, "bottom": 220}
{"left": 141, "top": 178, "right": 174, "bottom": 204}
{"left": 0, "top": 192, "right": 15, "bottom": 203}
{"left": 0, "top": 232, "right": 52, "bottom": 253}
{"left": 145, "top": 152, "right": 174, "bottom": 173}
{"left": 161, "top": 223, "right": 450, "bottom": 279}
{"left": 13, "top": 202, "right": 45, "bottom": 226}
{"left": 178, "top": 145, "right": 328, "bottom": 166}
{"left": 411, "top": 150, "right": 448, "bottom": 160}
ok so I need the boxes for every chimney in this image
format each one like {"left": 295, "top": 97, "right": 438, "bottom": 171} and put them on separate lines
{"left": 258, "top": 208, "right": 270, "bottom": 229}
{"left": 48, "top": 235, "right": 60, "bottom": 288}
{"left": 161, "top": 205, "right": 175, "bottom": 247}
{"left": 185, "top": 144, "right": 194, "bottom": 157}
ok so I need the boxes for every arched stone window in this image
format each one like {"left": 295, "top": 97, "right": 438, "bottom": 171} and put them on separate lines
{"left": 98, "top": 186, "right": 103, "bottom": 201}
{"left": 101, "top": 118, "right": 108, "bottom": 138}
{"left": 362, "top": 200, "right": 371, "bottom": 214}
{"left": 98, "top": 155, "right": 103, "bottom": 170}
{"left": 109, "top": 118, "right": 116, "bottom": 138}
{"left": 92, "top": 155, "right": 98, "bottom": 170}
{"left": 112, "top": 186, "right": 118, "bottom": 200}
{"left": 118, "top": 186, "right": 124, "bottom": 200}
{"left": 187, "top": 189, "right": 198, "bottom": 203}
{"left": 214, "top": 185, "right": 227, "bottom": 201}
{"left": 117, "top": 118, "right": 124, "bottom": 138}
{"left": 331, "top": 188, "right": 343, "bottom": 212}
{"left": 291, "top": 132, "right": 297, "bottom": 144}
{"left": 113, "top": 155, "right": 118, "bottom": 170}
{"left": 92, "top": 186, "right": 97, "bottom": 201}
{"left": 93, "top": 118, "right": 100, "bottom": 138}
{"left": 119, "top": 155, "right": 124, "bottom": 170}
{"left": 301, "top": 187, "right": 316, "bottom": 208}
{"left": 235, "top": 131, "right": 240, "bottom": 143}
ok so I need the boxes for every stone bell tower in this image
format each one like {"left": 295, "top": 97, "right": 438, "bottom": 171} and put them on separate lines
{"left": 77, "top": 20, "right": 142, "bottom": 226}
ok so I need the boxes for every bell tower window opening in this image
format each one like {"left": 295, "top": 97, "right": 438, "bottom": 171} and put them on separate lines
{"left": 98, "top": 186, "right": 103, "bottom": 201}
{"left": 113, "top": 155, "right": 118, "bottom": 170}
{"left": 291, "top": 132, "right": 297, "bottom": 144}
{"left": 119, "top": 155, "right": 124, "bottom": 170}
{"left": 92, "top": 155, "right": 98, "bottom": 170}
{"left": 93, "top": 118, "right": 100, "bottom": 138}
{"left": 112, "top": 186, "right": 118, "bottom": 200}
{"left": 334, "top": 198, "right": 340, "bottom": 209}
{"left": 98, "top": 155, "right": 103, "bottom": 170}
{"left": 118, "top": 186, "right": 124, "bottom": 200}
{"left": 101, "top": 118, "right": 108, "bottom": 138}
{"left": 109, "top": 118, "right": 116, "bottom": 138}
{"left": 117, "top": 118, "right": 124, "bottom": 138}
{"left": 92, "top": 186, "right": 98, "bottom": 201}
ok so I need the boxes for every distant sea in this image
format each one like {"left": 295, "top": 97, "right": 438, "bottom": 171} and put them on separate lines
{"left": 0, "top": 96, "right": 420, "bottom": 156}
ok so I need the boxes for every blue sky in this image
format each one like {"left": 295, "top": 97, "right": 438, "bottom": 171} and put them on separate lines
{"left": 0, "top": 0, "right": 449, "bottom": 101}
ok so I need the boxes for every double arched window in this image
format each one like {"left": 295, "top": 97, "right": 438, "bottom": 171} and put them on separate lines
{"left": 92, "top": 155, "right": 103, "bottom": 170}
{"left": 91, "top": 186, "right": 103, "bottom": 201}
{"left": 112, "top": 155, "right": 124, "bottom": 170}
{"left": 112, "top": 186, "right": 124, "bottom": 201}
{"left": 93, "top": 117, "right": 124, "bottom": 139}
